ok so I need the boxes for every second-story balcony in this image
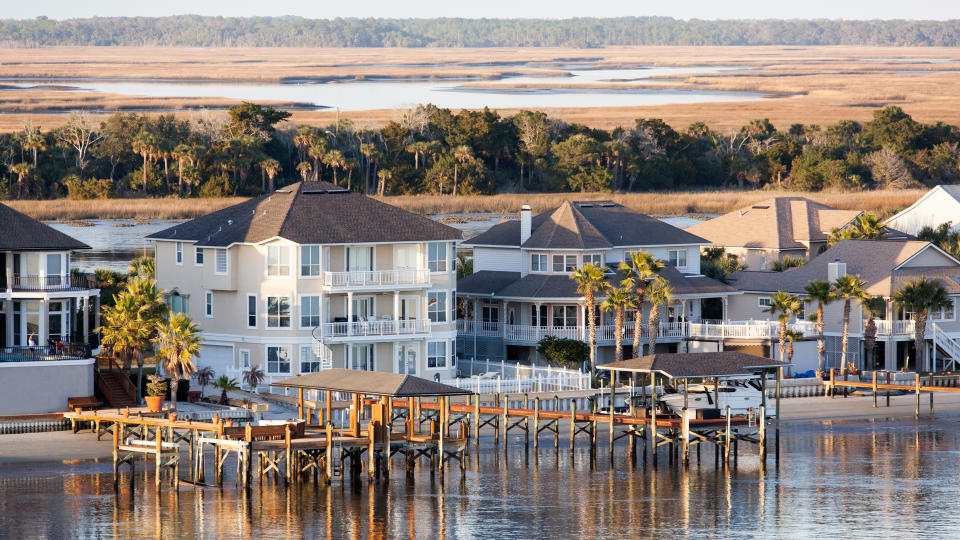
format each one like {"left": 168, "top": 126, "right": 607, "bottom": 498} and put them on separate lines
{"left": 321, "top": 269, "right": 431, "bottom": 290}
{"left": 7, "top": 274, "right": 94, "bottom": 292}
{"left": 312, "top": 318, "right": 432, "bottom": 341}
{"left": 456, "top": 320, "right": 686, "bottom": 345}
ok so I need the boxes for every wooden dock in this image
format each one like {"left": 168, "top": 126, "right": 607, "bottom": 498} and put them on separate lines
{"left": 828, "top": 368, "right": 960, "bottom": 417}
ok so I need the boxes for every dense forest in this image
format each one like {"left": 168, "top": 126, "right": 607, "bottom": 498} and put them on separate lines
{"left": 3, "top": 16, "right": 960, "bottom": 47}
{"left": 1, "top": 102, "right": 957, "bottom": 201}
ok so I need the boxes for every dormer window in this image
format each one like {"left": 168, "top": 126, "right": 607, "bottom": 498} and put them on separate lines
{"left": 668, "top": 249, "right": 687, "bottom": 268}
{"left": 531, "top": 253, "right": 547, "bottom": 272}
{"left": 553, "top": 254, "right": 577, "bottom": 272}
{"left": 583, "top": 253, "right": 602, "bottom": 266}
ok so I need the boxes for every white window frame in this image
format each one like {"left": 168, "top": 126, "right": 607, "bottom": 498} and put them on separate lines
{"left": 758, "top": 297, "right": 772, "bottom": 309}
{"left": 530, "top": 253, "right": 547, "bottom": 272}
{"left": 205, "top": 291, "right": 213, "bottom": 318}
{"left": 552, "top": 254, "right": 577, "bottom": 273}
{"left": 239, "top": 349, "right": 251, "bottom": 369}
{"left": 247, "top": 294, "right": 257, "bottom": 328}
{"left": 428, "top": 242, "right": 448, "bottom": 272}
{"left": 552, "top": 305, "right": 578, "bottom": 327}
{"left": 668, "top": 249, "right": 687, "bottom": 268}
{"left": 266, "top": 295, "right": 292, "bottom": 329}
{"left": 175, "top": 242, "right": 183, "bottom": 265}
{"left": 583, "top": 253, "right": 603, "bottom": 267}
{"left": 195, "top": 246, "right": 204, "bottom": 266}
{"left": 266, "top": 245, "right": 291, "bottom": 277}
{"left": 934, "top": 299, "right": 956, "bottom": 321}
{"left": 300, "top": 295, "right": 321, "bottom": 329}
{"left": 300, "top": 245, "right": 321, "bottom": 277}
{"left": 215, "top": 248, "right": 228, "bottom": 275}
{"left": 300, "top": 345, "right": 322, "bottom": 374}
{"left": 350, "top": 343, "right": 376, "bottom": 371}
{"left": 428, "top": 291, "right": 448, "bottom": 323}
{"left": 266, "top": 345, "right": 291, "bottom": 374}
{"left": 427, "top": 341, "right": 447, "bottom": 369}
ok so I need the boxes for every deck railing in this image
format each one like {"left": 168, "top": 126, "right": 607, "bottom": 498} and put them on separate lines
{"left": 9, "top": 274, "right": 91, "bottom": 291}
{"left": 459, "top": 319, "right": 823, "bottom": 342}
{"left": 313, "top": 318, "right": 432, "bottom": 339}
{"left": 321, "top": 269, "right": 430, "bottom": 288}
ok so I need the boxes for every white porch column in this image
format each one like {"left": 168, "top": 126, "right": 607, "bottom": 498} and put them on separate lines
{"left": 502, "top": 301, "right": 509, "bottom": 337}
{"left": 393, "top": 291, "right": 400, "bottom": 323}
{"left": 580, "top": 303, "right": 587, "bottom": 341}
{"left": 722, "top": 296, "right": 729, "bottom": 321}
{"left": 38, "top": 299, "right": 48, "bottom": 347}
{"left": 346, "top": 342, "right": 352, "bottom": 370}
{"left": 4, "top": 255, "right": 12, "bottom": 292}
{"left": 4, "top": 299, "right": 13, "bottom": 347}
{"left": 347, "top": 291, "right": 354, "bottom": 336}
{"left": 82, "top": 295, "right": 90, "bottom": 344}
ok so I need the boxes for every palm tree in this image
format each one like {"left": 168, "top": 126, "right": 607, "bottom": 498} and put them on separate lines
{"left": 307, "top": 143, "right": 326, "bottom": 181}
{"left": 894, "top": 277, "right": 951, "bottom": 372}
{"left": 620, "top": 251, "right": 664, "bottom": 356}
{"left": 785, "top": 329, "right": 804, "bottom": 368}
{"left": 154, "top": 313, "right": 201, "bottom": 410}
{"left": 803, "top": 280, "right": 835, "bottom": 376}
{"left": 833, "top": 274, "right": 868, "bottom": 376}
{"left": 132, "top": 132, "right": 157, "bottom": 193}
{"left": 323, "top": 149, "right": 346, "bottom": 185}
{"left": 10, "top": 162, "right": 31, "bottom": 199}
{"left": 570, "top": 263, "right": 609, "bottom": 378}
{"left": 127, "top": 255, "right": 156, "bottom": 280}
{"left": 172, "top": 143, "right": 198, "bottom": 195}
{"left": 827, "top": 213, "right": 889, "bottom": 246}
{"left": 23, "top": 132, "right": 45, "bottom": 168}
{"left": 296, "top": 161, "right": 312, "bottom": 182}
{"left": 194, "top": 366, "right": 215, "bottom": 397}
{"left": 244, "top": 365, "right": 266, "bottom": 392}
{"left": 123, "top": 277, "right": 167, "bottom": 397}
{"left": 97, "top": 294, "right": 148, "bottom": 373}
{"left": 212, "top": 375, "right": 240, "bottom": 405}
{"left": 376, "top": 169, "right": 391, "bottom": 196}
{"left": 259, "top": 158, "right": 281, "bottom": 192}
{"left": 861, "top": 296, "right": 886, "bottom": 370}
{"left": 452, "top": 145, "right": 473, "bottom": 196}
{"left": 406, "top": 141, "right": 430, "bottom": 169}
{"left": 600, "top": 286, "right": 637, "bottom": 363}
{"left": 763, "top": 291, "right": 804, "bottom": 365}
{"left": 646, "top": 277, "right": 673, "bottom": 353}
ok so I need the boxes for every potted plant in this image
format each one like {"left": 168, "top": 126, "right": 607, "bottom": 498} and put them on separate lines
{"left": 145, "top": 375, "right": 168, "bottom": 412}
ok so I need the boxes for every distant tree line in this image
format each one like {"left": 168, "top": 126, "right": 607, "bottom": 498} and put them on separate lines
{"left": 5, "top": 16, "right": 960, "bottom": 47}
{"left": 2, "top": 103, "right": 958, "bottom": 200}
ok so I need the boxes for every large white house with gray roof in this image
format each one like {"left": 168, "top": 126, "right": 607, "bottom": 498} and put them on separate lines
{"left": 456, "top": 201, "right": 742, "bottom": 366}
{"left": 148, "top": 181, "right": 462, "bottom": 392}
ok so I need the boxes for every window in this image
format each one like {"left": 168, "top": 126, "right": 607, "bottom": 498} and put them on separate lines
{"left": 169, "top": 292, "right": 188, "bottom": 314}
{"left": 583, "top": 253, "right": 602, "bottom": 266}
{"left": 45, "top": 253, "right": 63, "bottom": 286}
{"left": 239, "top": 349, "right": 250, "bottom": 369}
{"left": 668, "top": 249, "right": 687, "bottom": 268}
{"left": 395, "top": 245, "right": 419, "bottom": 269}
{"left": 215, "top": 249, "right": 227, "bottom": 274}
{"left": 346, "top": 246, "right": 374, "bottom": 272}
{"left": 428, "top": 242, "right": 448, "bottom": 272}
{"left": 552, "top": 305, "right": 578, "bottom": 327}
{"left": 247, "top": 295, "right": 257, "bottom": 328}
{"left": 301, "top": 245, "right": 320, "bottom": 276}
{"left": 552, "top": 254, "right": 577, "bottom": 272}
{"left": 205, "top": 291, "right": 213, "bottom": 317}
{"left": 300, "top": 295, "right": 321, "bottom": 328}
{"left": 350, "top": 344, "right": 375, "bottom": 371}
{"left": 428, "top": 292, "right": 448, "bottom": 323}
{"left": 175, "top": 242, "right": 183, "bottom": 265}
{"left": 267, "top": 296, "right": 291, "bottom": 328}
{"left": 195, "top": 246, "right": 204, "bottom": 266}
{"left": 481, "top": 303, "right": 499, "bottom": 323}
{"left": 266, "top": 346, "right": 291, "bottom": 374}
{"left": 934, "top": 299, "right": 956, "bottom": 321}
{"left": 397, "top": 343, "right": 416, "bottom": 374}
{"left": 428, "top": 341, "right": 447, "bottom": 368}
{"left": 758, "top": 297, "right": 772, "bottom": 308}
{"left": 48, "top": 300, "right": 67, "bottom": 342}
{"left": 300, "top": 345, "right": 322, "bottom": 373}
{"left": 531, "top": 305, "right": 548, "bottom": 326}
{"left": 531, "top": 253, "right": 547, "bottom": 272}
{"left": 267, "top": 245, "right": 290, "bottom": 276}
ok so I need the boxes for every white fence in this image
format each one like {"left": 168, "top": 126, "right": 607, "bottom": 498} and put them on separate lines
{"left": 450, "top": 357, "right": 590, "bottom": 392}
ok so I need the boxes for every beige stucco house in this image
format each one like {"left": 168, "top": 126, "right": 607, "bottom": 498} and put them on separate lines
{"left": 148, "top": 181, "right": 462, "bottom": 392}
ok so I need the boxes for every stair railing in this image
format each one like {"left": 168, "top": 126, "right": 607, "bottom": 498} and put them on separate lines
{"left": 94, "top": 354, "right": 138, "bottom": 405}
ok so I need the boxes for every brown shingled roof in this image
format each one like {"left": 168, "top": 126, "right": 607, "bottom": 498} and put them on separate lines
{"left": 687, "top": 197, "right": 861, "bottom": 250}
{"left": 464, "top": 201, "right": 706, "bottom": 249}
{"left": 599, "top": 351, "right": 789, "bottom": 379}
{"left": 148, "top": 181, "right": 461, "bottom": 246}
{"left": 0, "top": 203, "right": 89, "bottom": 251}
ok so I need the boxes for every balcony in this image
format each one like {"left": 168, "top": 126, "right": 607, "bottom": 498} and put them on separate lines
{"left": 312, "top": 318, "right": 432, "bottom": 341}
{"left": 321, "top": 269, "right": 431, "bottom": 290}
{"left": 457, "top": 320, "right": 686, "bottom": 344}
{"left": 687, "top": 320, "right": 817, "bottom": 339}
{"left": 7, "top": 274, "right": 94, "bottom": 292}
{"left": 874, "top": 319, "right": 915, "bottom": 336}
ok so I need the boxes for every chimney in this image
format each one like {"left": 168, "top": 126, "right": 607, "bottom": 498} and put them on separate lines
{"left": 828, "top": 260, "right": 846, "bottom": 282}
{"left": 520, "top": 205, "right": 532, "bottom": 244}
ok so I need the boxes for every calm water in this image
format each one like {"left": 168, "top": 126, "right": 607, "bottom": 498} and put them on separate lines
{"left": 1, "top": 65, "right": 762, "bottom": 111}
{"left": 48, "top": 214, "right": 707, "bottom": 273}
{"left": 2, "top": 418, "right": 959, "bottom": 538}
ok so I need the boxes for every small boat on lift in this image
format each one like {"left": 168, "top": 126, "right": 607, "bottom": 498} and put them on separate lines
{"left": 659, "top": 379, "right": 775, "bottom": 417}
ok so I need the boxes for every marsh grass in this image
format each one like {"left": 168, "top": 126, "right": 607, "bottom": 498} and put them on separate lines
{"left": 5, "top": 197, "right": 248, "bottom": 220}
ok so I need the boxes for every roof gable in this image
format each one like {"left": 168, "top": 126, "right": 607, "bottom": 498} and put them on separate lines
{"left": 0, "top": 203, "right": 89, "bottom": 251}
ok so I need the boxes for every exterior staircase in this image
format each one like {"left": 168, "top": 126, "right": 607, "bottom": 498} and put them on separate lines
{"left": 94, "top": 357, "right": 138, "bottom": 408}
{"left": 933, "top": 323, "right": 960, "bottom": 371}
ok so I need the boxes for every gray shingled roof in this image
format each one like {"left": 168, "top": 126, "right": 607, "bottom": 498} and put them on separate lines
{"left": 463, "top": 201, "right": 706, "bottom": 248}
{"left": 0, "top": 203, "right": 89, "bottom": 251}
{"left": 599, "top": 352, "right": 789, "bottom": 379}
{"left": 270, "top": 368, "right": 473, "bottom": 397}
{"left": 148, "top": 181, "right": 462, "bottom": 246}
{"left": 728, "top": 239, "right": 957, "bottom": 297}
{"left": 457, "top": 267, "right": 737, "bottom": 299}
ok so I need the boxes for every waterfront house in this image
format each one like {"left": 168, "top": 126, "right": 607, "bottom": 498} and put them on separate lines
{"left": 456, "top": 201, "right": 741, "bottom": 367}
{"left": 883, "top": 185, "right": 960, "bottom": 236}
{"left": 687, "top": 197, "right": 866, "bottom": 270}
{"left": 726, "top": 239, "right": 960, "bottom": 372}
{"left": 147, "top": 181, "right": 461, "bottom": 392}
{"left": 0, "top": 203, "right": 101, "bottom": 414}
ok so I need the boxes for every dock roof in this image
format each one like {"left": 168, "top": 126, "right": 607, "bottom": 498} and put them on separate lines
{"left": 598, "top": 352, "right": 789, "bottom": 380}
{"left": 270, "top": 369, "right": 473, "bottom": 397}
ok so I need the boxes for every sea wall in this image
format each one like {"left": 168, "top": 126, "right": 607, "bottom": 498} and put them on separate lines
{"left": 0, "top": 359, "right": 95, "bottom": 415}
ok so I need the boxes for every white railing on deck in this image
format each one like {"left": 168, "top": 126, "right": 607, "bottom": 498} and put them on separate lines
{"left": 322, "top": 268, "right": 430, "bottom": 288}
{"left": 315, "top": 318, "right": 431, "bottom": 339}
{"left": 444, "top": 359, "right": 590, "bottom": 392}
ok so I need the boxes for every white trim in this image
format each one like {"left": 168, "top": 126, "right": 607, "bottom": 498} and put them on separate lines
{"left": 265, "top": 295, "right": 293, "bottom": 330}
{"left": 881, "top": 185, "right": 944, "bottom": 228}
{"left": 894, "top": 242, "right": 960, "bottom": 270}
{"left": 265, "top": 244, "right": 292, "bottom": 279}
{"left": 246, "top": 294, "right": 258, "bottom": 329}
{"left": 264, "top": 344, "right": 293, "bottom": 375}
{"left": 239, "top": 348, "right": 251, "bottom": 369}
{"left": 194, "top": 246, "right": 204, "bottom": 267}
{"left": 299, "top": 294, "right": 321, "bottom": 329}
{"left": 204, "top": 291, "right": 214, "bottom": 318}
{"left": 214, "top": 248, "right": 228, "bottom": 275}
{"left": 0, "top": 358, "right": 95, "bottom": 369}
{"left": 299, "top": 244, "right": 322, "bottom": 278}
{"left": 175, "top": 242, "right": 183, "bottom": 265}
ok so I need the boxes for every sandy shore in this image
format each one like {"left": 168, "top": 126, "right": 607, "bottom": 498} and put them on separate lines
{"left": 2, "top": 392, "right": 957, "bottom": 465}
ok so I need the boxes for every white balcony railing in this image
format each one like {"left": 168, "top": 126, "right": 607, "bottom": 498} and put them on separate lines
{"left": 458, "top": 319, "right": 824, "bottom": 342}
{"left": 874, "top": 319, "right": 915, "bottom": 336}
{"left": 314, "top": 318, "right": 432, "bottom": 339}
{"left": 321, "top": 269, "right": 430, "bottom": 288}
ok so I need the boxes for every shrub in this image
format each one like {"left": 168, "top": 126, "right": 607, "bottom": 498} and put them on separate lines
{"left": 146, "top": 375, "right": 168, "bottom": 397}
{"left": 65, "top": 176, "right": 114, "bottom": 199}
{"left": 537, "top": 335, "right": 589, "bottom": 369}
